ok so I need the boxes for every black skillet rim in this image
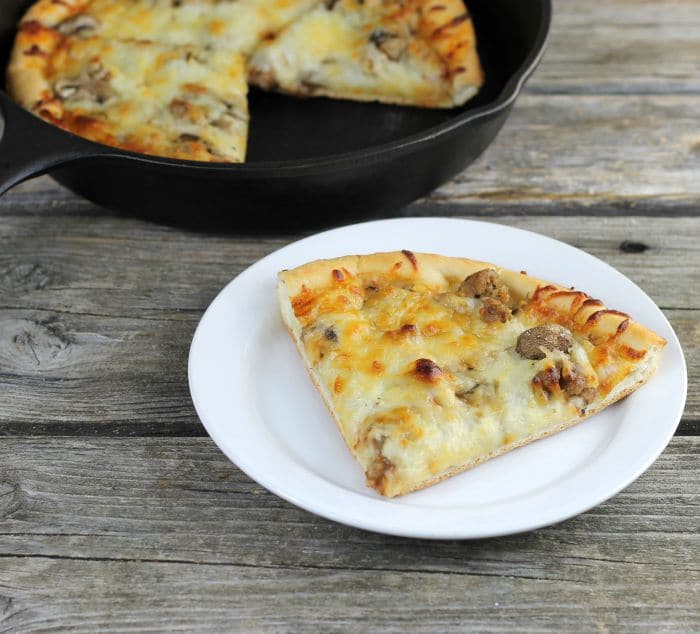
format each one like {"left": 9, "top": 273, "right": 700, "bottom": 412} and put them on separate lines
{"left": 2, "top": 0, "right": 551, "bottom": 175}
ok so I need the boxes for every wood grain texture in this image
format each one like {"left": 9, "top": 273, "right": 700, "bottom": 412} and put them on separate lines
{"left": 419, "top": 94, "right": 700, "bottom": 215}
{"left": 0, "top": 436, "right": 697, "bottom": 632}
{"left": 0, "top": 214, "right": 696, "bottom": 435}
{"left": 528, "top": 0, "right": 700, "bottom": 95}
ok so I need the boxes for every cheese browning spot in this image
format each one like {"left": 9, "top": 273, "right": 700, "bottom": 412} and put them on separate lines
{"left": 619, "top": 344, "right": 647, "bottom": 360}
{"left": 413, "top": 358, "right": 443, "bottom": 383}
{"left": 333, "top": 376, "right": 345, "bottom": 394}
{"left": 385, "top": 323, "right": 417, "bottom": 340}
{"left": 291, "top": 286, "right": 316, "bottom": 318}
{"left": 401, "top": 249, "right": 418, "bottom": 271}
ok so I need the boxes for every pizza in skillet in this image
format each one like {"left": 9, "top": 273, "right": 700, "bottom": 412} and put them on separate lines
{"left": 7, "top": 21, "right": 249, "bottom": 161}
{"left": 8, "top": 0, "right": 484, "bottom": 161}
{"left": 277, "top": 251, "right": 666, "bottom": 497}
{"left": 250, "top": 0, "right": 484, "bottom": 107}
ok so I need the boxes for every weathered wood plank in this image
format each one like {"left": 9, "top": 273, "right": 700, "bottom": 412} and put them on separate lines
{"left": 0, "top": 215, "right": 696, "bottom": 435}
{"left": 0, "top": 557, "right": 693, "bottom": 633}
{"left": 0, "top": 437, "right": 696, "bottom": 632}
{"left": 528, "top": 0, "right": 700, "bottom": 95}
{"left": 421, "top": 95, "right": 700, "bottom": 214}
{"left": 3, "top": 95, "right": 700, "bottom": 217}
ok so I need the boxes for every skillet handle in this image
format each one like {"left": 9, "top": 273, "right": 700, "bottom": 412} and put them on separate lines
{"left": 0, "top": 91, "right": 105, "bottom": 196}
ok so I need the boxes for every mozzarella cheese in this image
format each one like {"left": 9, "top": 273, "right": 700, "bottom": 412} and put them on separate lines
{"left": 36, "top": 36, "right": 249, "bottom": 161}
{"left": 249, "top": 0, "right": 457, "bottom": 106}
{"left": 23, "top": 0, "right": 319, "bottom": 54}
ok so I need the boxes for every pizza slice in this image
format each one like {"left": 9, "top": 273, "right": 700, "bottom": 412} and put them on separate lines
{"left": 7, "top": 22, "right": 249, "bottom": 161}
{"left": 277, "top": 251, "right": 666, "bottom": 497}
{"left": 249, "top": 0, "right": 484, "bottom": 108}
{"left": 19, "top": 0, "right": 318, "bottom": 55}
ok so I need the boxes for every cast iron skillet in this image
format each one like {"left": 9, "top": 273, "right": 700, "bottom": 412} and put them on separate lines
{"left": 0, "top": 0, "right": 551, "bottom": 229}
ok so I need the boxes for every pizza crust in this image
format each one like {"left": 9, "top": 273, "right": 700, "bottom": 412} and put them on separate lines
{"left": 419, "top": 0, "right": 484, "bottom": 102}
{"left": 278, "top": 251, "right": 666, "bottom": 497}
{"left": 18, "top": 0, "right": 87, "bottom": 27}
{"left": 279, "top": 251, "right": 666, "bottom": 351}
{"left": 6, "top": 21, "right": 60, "bottom": 111}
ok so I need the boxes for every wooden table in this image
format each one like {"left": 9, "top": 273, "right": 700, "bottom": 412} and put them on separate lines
{"left": 1, "top": 1, "right": 698, "bottom": 631}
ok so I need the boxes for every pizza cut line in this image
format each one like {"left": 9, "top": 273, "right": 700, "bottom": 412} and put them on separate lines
{"left": 277, "top": 251, "right": 666, "bottom": 497}
{"left": 7, "top": 0, "right": 485, "bottom": 161}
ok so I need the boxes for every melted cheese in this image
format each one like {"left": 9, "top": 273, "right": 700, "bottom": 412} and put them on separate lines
{"left": 249, "top": 1, "right": 455, "bottom": 106}
{"left": 26, "top": 0, "right": 318, "bottom": 55}
{"left": 38, "top": 37, "right": 248, "bottom": 161}
{"left": 286, "top": 270, "right": 613, "bottom": 497}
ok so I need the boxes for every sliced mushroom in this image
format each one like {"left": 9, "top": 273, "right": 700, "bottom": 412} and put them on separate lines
{"left": 53, "top": 62, "right": 113, "bottom": 103}
{"left": 54, "top": 76, "right": 111, "bottom": 103}
{"left": 516, "top": 324, "right": 573, "bottom": 360}
{"left": 53, "top": 79, "right": 80, "bottom": 100}
{"left": 57, "top": 13, "right": 100, "bottom": 37}
{"left": 211, "top": 110, "right": 246, "bottom": 132}
{"left": 369, "top": 29, "right": 408, "bottom": 61}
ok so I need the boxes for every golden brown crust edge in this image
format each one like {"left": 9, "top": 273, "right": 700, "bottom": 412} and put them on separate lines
{"left": 19, "top": 0, "right": 86, "bottom": 27}
{"left": 6, "top": 21, "right": 59, "bottom": 111}
{"left": 420, "top": 0, "right": 484, "bottom": 102}
{"left": 278, "top": 250, "right": 665, "bottom": 351}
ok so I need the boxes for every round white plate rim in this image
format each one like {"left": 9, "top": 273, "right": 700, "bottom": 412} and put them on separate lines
{"left": 188, "top": 217, "right": 687, "bottom": 539}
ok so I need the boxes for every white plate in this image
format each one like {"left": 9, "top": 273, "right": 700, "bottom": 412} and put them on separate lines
{"left": 188, "top": 218, "right": 687, "bottom": 539}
